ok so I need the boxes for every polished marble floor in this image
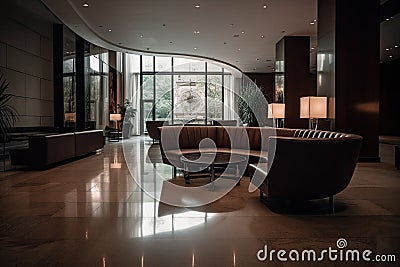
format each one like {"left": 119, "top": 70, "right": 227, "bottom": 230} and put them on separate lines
{"left": 0, "top": 137, "right": 399, "bottom": 266}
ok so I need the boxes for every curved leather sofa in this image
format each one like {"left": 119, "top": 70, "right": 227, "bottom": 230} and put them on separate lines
{"left": 249, "top": 129, "right": 362, "bottom": 211}
{"left": 159, "top": 126, "right": 362, "bottom": 211}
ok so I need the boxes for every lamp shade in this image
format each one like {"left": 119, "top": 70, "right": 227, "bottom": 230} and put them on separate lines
{"left": 268, "top": 103, "right": 285, "bottom": 119}
{"left": 64, "top": 112, "right": 76, "bottom": 122}
{"left": 110, "top": 113, "right": 122, "bottom": 121}
{"left": 300, "top": 96, "right": 327, "bottom": 119}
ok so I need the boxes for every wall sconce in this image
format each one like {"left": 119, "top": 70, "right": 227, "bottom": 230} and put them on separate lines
{"left": 300, "top": 96, "right": 327, "bottom": 130}
{"left": 268, "top": 103, "right": 285, "bottom": 128}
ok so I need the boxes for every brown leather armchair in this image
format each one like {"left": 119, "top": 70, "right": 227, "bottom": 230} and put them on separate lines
{"left": 249, "top": 130, "right": 362, "bottom": 212}
{"left": 146, "top": 121, "right": 169, "bottom": 143}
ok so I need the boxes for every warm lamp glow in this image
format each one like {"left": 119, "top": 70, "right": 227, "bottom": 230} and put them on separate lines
{"left": 268, "top": 103, "right": 285, "bottom": 118}
{"left": 300, "top": 96, "right": 327, "bottom": 119}
{"left": 65, "top": 112, "right": 76, "bottom": 122}
{"left": 110, "top": 113, "right": 122, "bottom": 121}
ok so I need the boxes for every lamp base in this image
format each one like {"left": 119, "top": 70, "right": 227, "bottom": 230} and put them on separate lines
{"left": 309, "top": 118, "right": 319, "bottom": 130}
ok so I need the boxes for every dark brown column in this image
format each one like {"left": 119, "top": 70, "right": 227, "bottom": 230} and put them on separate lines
{"left": 275, "top": 36, "right": 316, "bottom": 129}
{"left": 317, "top": 0, "right": 380, "bottom": 161}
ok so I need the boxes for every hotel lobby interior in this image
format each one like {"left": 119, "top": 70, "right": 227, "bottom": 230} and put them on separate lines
{"left": 1, "top": 0, "right": 399, "bottom": 266}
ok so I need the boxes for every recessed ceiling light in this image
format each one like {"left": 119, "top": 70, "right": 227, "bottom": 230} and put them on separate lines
{"left": 386, "top": 18, "right": 390, "bottom": 21}
{"left": 389, "top": 55, "right": 393, "bottom": 58}
{"left": 395, "top": 45, "right": 398, "bottom": 48}
{"left": 260, "top": 35, "right": 265, "bottom": 38}
{"left": 194, "top": 47, "right": 197, "bottom": 50}
{"left": 241, "top": 31, "right": 245, "bottom": 34}
{"left": 263, "top": 5, "right": 267, "bottom": 9}
{"left": 108, "top": 29, "right": 112, "bottom": 32}
{"left": 195, "top": 4, "right": 200, "bottom": 8}
{"left": 82, "top": 3, "right": 89, "bottom": 7}
{"left": 238, "top": 48, "right": 241, "bottom": 51}
{"left": 310, "top": 22, "right": 315, "bottom": 25}
{"left": 194, "top": 30, "right": 200, "bottom": 34}
{"left": 314, "top": 19, "right": 317, "bottom": 22}
{"left": 386, "top": 48, "right": 390, "bottom": 51}
{"left": 140, "top": 34, "right": 143, "bottom": 38}
{"left": 311, "top": 47, "right": 315, "bottom": 50}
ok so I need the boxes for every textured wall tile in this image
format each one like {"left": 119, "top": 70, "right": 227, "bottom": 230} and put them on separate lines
{"left": 0, "top": 18, "right": 25, "bottom": 50}
{"left": 14, "top": 115, "right": 40, "bottom": 127}
{"left": 40, "top": 37, "right": 52, "bottom": 61}
{"left": 26, "top": 98, "right": 42, "bottom": 116}
{"left": 0, "top": 42, "right": 6, "bottom": 67}
{"left": 26, "top": 75, "right": 41, "bottom": 99}
{"left": 25, "top": 29, "right": 41, "bottom": 56}
{"left": 5, "top": 69, "right": 25, "bottom": 97}
{"left": 40, "top": 79, "right": 53, "bottom": 101}
{"left": 8, "top": 96, "right": 26, "bottom": 116}
{"left": 40, "top": 116, "right": 54, "bottom": 127}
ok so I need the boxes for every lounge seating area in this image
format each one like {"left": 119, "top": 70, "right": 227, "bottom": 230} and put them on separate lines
{"left": 10, "top": 130, "right": 104, "bottom": 169}
{"left": 159, "top": 125, "right": 362, "bottom": 211}
{"left": 1, "top": 0, "right": 399, "bottom": 265}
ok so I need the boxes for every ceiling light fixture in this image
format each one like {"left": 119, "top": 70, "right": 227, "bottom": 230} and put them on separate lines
{"left": 310, "top": 21, "right": 315, "bottom": 25}
{"left": 194, "top": 4, "right": 200, "bottom": 8}
{"left": 140, "top": 34, "right": 143, "bottom": 38}
{"left": 108, "top": 29, "right": 112, "bottom": 32}
{"left": 82, "top": 3, "right": 89, "bottom": 7}
{"left": 194, "top": 30, "right": 200, "bottom": 34}
{"left": 241, "top": 31, "right": 245, "bottom": 34}
{"left": 263, "top": 5, "right": 267, "bottom": 9}
{"left": 238, "top": 48, "right": 241, "bottom": 51}
{"left": 386, "top": 48, "right": 390, "bottom": 51}
{"left": 389, "top": 55, "right": 393, "bottom": 58}
{"left": 194, "top": 47, "right": 197, "bottom": 50}
{"left": 395, "top": 45, "right": 398, "bottom": 48}
{"left": 261, "top": 35, "right": 265, "bottom": 38}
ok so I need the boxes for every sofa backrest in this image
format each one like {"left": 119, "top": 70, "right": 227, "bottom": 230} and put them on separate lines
{"left": 29, "top": 133, "right": 75, "bottom": 166}
{"left": 160, "top": 126, "right": 218, "bottom": 150}
{"left": 265, "top": 133, "right": 362, "bottom": 199}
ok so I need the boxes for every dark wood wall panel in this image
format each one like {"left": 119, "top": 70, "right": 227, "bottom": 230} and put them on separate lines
{"left": 335, "top": 0, "right": 380, "bottom": 161}
{"left": 278, "top": 36, "right": 316, "bottom": 129}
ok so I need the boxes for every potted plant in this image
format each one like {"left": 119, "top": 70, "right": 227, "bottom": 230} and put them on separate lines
{"left": 118, "top": 99, "right": 137, "bottom": 139}
{"left": 238, "top": 82, "right": 267, "bottom": 126}
{"left": 0, "top": 75, "right": 18, "bottom": 142}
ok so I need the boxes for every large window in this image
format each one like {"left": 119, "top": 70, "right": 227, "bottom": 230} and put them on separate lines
{"left": 125, "top": 55, "right": 232, "bottom": 134}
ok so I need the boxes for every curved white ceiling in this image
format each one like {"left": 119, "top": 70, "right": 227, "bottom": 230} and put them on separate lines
{"left": 41, "top": 0, "right": 318, "bottom": 73}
